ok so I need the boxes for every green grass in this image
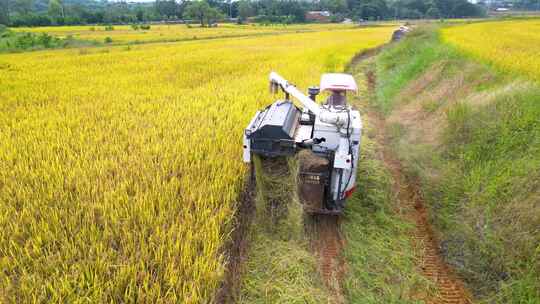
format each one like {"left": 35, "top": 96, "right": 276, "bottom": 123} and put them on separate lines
{"left": 441, "top": 84, "right": 540, "bottom": 300}
{"left": 0, "top": 27, "right": 94, "bottom": 53}
{"left": 373, "top": 25, "right": 540, "bottom": 303}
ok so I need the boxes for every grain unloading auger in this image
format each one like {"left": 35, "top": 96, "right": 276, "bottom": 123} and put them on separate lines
{"left": 243, "top": 72, "right": 362, "bottom": 215}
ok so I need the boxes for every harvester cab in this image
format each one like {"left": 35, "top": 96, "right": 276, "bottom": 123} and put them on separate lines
{"left": 243, "top": 72, "right": 362, "bottom": 215}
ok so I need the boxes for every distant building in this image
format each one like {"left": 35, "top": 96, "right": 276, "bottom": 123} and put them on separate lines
{"left": 306, "top": 11, "right": 331, "bottom": 22}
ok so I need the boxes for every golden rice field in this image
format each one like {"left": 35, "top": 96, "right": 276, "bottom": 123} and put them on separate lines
{"left": 0, "top": 26, "right": 395, "bottom": 302}
{"left": 13, "top": 23, "right": 358, "bottom": 44}
{"left": 442, "top": 19, "right": 540, "bottom": 82}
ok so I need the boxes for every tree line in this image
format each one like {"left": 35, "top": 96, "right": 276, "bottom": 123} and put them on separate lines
{"left": 0, "top": 0, "right": 495, "bottom": 27}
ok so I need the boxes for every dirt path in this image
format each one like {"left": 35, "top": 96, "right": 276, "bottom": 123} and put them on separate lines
{"left": 365, "top": 65, "right": 473, "bottom": 304}
{"left": 308, "top": 214, "right": 346, "bottom": 304}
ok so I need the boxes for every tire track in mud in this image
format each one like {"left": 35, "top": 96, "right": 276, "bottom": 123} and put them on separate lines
{"left": 382, "top": 132, "right": 473, "bottom": 304}
{"left": 365, "top": 62, "right": 473, "bottom": 304}
{"left": 308, "top": 214, "right": 346, "bottom": 304}
{"left": 411, "top": 193, "right": 472, "bottom": 304}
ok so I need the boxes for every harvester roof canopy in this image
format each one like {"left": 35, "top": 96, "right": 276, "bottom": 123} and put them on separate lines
{"left": 320, "top": 73, "right": 358, "bottom": 93}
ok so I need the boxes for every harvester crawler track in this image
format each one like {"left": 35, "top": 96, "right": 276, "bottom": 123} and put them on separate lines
{"left": 371, "top": 109, "right": 473, "bottom": 304}
{"left": 413, "top": 193, "right": 473, "bottom": 304}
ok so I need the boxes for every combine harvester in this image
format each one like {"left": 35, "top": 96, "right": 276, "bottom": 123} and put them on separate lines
{"left": 243, "top": 72, "right": 362, "bottom": 214}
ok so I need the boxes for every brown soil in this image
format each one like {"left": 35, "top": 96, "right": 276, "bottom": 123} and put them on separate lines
{"left": 366, "top": 69, "right": 473, "bottom": 304}
{"left": 215, "top": 164, "right": 256, "bottom": 304}
{"left": 308, "top": 214, "right": 346, "bottom": 304}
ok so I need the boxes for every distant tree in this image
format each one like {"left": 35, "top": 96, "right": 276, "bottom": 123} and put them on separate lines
{"left": 350, "top": 0, "right": 388, "bottom": 20}
{"left": 80, "top": 9, "right": 105, "bottom": 24}
{"left": 184, "top": 0, "right": 222, "bottom": 26}
{"left": 517, "top": 0, "right": 540, "bottom": 10}
{"left": 405, "top": 0, "right": 428, "bottom": 15}
{"left": 424, "top": 0, "right": 440, "bottom": 18}
{"left": 433, "top": 0, "right": 453, "bottom": 17}
{"left": 0, "top": 0, "right": 10, "bottom": 25}
{"left": 426, "top": 5, "right": 440, "bottom": 18}
{"left": 12, "top": 0, "right": 33, "bottom": 15}
{"left": 136, "top": 8, "right": 144, "bottom": 21}
{"left": 155, "top": 0, "right": 179, "bottom": 18}
{"left": 48, "top": 0, "right": 65, "bottom": 20}
{"left": 205, "top": 4, "right": 222, "bottom": 23}
{"left": 10, "top": 13, "right": 52, "bottom": 26}
{"left": 323, "top": 0, "right": 348, "bottom": 14}
{"left": 452, "top": 0, "right": 484, "bottom": 17}
{"left": 282, "top": 0, "right": 306, "bottom": 22}
{"left": 237, "top": 0, "right": 252, "bottom": 23}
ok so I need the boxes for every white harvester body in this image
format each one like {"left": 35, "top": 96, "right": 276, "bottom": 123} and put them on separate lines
{"left": 243, "top": 72, "right": 362, "bottom": 214}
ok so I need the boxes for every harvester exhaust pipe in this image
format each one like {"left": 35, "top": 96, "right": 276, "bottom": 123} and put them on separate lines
{"left": 308, "top": 86, "right": 320, "bottom": 102}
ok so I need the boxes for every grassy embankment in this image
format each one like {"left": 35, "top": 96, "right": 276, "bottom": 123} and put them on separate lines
{"left": 373, "top": 26, "right": 539, "bottom": 303}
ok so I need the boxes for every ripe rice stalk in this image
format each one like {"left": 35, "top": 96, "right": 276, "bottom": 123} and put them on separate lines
{"left": 442, "top": 19, "right": 540, "bottom": 83}
{"left": 0, "top": 26, "right": 394, "bottom": 302}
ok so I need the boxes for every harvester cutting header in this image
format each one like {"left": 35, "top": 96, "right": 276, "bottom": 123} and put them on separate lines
{"left": 243, "top": 72, "right": 362, "bottom": 214}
